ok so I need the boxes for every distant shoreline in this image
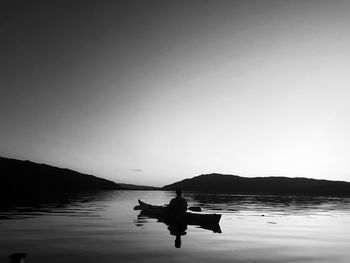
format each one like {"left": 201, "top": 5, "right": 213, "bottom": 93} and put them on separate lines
{"left": 2, "top": 157, "right": 350, "bottom": 207}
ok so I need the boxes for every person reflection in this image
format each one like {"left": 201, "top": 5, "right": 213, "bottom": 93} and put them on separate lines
{"left": 167, "top": 221, "right": 187, "bottom": 248}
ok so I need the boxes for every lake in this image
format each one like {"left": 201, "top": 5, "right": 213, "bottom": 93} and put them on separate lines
{"left": 1, "top": 190, "right": 350, "bottom": 263}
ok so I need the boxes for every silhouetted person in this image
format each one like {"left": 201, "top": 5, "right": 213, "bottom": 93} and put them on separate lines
{"left": 8, "top": 253, "right": 26, "bottom": 263}
{"left": 168, "top": 188, "right": 188, "bottom": 214}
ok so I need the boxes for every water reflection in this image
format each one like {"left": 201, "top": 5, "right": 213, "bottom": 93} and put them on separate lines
{"left": 1, "top": 190, "right": 350, "bottom": 263}
{"left": 0, "top": 190, "right": 118, "bottom": 220}
{"left": 135, "top": 209, "right": 221, "bottom": 248}
{"left": 168, "top": 221, "right": 187, "bottom": 248}
{"left": 187, "top": 193, "right": 350, "bottom": 215}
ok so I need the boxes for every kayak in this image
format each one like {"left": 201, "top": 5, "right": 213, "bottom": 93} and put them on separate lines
{"left": 138, "top": 200, "right": 221, "bottom": 228}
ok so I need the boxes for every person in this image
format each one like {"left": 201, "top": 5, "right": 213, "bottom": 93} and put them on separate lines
{"left": 168, "top": 188, "right": 188, "bottom": 214}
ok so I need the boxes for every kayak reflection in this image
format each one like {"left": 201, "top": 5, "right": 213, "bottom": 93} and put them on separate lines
{"left": 135, "top": 200, "right": 222, "bottom": 248}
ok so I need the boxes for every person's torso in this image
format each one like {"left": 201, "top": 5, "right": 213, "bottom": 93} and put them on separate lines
{"left": 170, "top": 197, "right": 187, "bottom": 210}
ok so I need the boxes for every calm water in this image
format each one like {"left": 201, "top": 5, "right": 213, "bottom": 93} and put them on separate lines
{"left": 1, "top": 190, "right": 350, "bottom": 263}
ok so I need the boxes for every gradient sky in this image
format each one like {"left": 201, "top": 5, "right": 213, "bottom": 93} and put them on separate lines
{"left": 1, "top": 0, "right": 350, "bottom": 186}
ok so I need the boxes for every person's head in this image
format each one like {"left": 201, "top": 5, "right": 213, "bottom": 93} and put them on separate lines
{"left": 9, "top": 253, "right": 26, "bottom": 263}
{"left": 175, "top": 188, "right": 182, "bottom": 197}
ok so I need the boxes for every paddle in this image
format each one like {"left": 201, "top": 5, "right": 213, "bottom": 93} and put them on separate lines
{"left": 189, "top": 206, "right": 202, "bottom": 212}
{"left": 134, "top": 205, "right": 201, "bottom": 212}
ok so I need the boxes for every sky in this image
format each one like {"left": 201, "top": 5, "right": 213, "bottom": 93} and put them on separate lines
{"left": 1, "top": 0, "right": 350, "bottom": 186}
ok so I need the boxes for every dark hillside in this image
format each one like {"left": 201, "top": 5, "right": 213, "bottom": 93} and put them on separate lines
{"left": 0, "top": 157, "right": 124, "bottom": 204}
{"left": 163, "top": 173, "right": 350, "bottom": 196}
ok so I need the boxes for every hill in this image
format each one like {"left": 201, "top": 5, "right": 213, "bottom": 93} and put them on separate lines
{"left": 163, "top": 173, "right": 350, "bottom": 196}
{"left": 118, "top": 183, "right": 160, "bottom": 190}
{"left": 0, "top": 157, "right": 125, "bottom": 204}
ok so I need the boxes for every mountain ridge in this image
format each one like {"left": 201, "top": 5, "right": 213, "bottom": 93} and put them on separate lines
{"left": 0, "top": 156, "right": 125, "bottom": 204}
{"left": 162, "top": 173, "right": 350, "bottom": 196}
{"left": 118, "top": 183, "right": 160, "bottom": 190}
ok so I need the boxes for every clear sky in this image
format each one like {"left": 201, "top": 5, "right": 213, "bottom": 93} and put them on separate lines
{"left": 1, "top": 0, "right": 350, "bottom": 186}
